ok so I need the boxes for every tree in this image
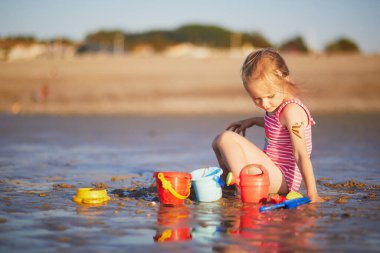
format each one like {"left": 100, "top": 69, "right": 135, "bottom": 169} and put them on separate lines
{"left": 78, "top": 24, "right": 277, "bottom": 53}
{"left": 82, "top": 30, "right": 125, "bottom": 52}
{"left": 140, "top": 30, "right": 173, "bottom": 51}
{"left": 0, "top": 36, "right": 36, "bottom": 49}
{"left": 325, "top": 37, "right": 360, "bottom": 53}
{"left": 251, "top": 32, "right": 273, "bottom": 48}
{"left": 279, "top": 36, "right": 309, "bottom": 53}
{"left": 174, "top": 24, "right": 232, "bottom": 48}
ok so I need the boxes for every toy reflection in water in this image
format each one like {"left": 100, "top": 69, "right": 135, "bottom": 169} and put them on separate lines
{"left": 218, "top": 203, "right": 319, "bottom": 253}
{"left": 153, "top": 204, "right": 192, "bottom": 243}
{"left": 191, "top": 201, "right": 224, "bottom": 244}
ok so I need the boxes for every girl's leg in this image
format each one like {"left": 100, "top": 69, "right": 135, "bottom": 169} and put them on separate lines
{"left": 212, "top": 134, "right": 229, "bottom": 181}
{"left": 212, "top": 131, "right": 288, "bottom": 194}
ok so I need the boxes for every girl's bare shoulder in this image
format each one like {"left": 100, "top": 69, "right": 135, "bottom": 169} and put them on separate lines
{"left": 279, "top": 103, "right": 308, "bottom": 127}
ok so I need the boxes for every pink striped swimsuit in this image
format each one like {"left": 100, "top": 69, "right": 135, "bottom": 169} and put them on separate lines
{"left": 263, "top": 99, "right": 315, "bottom": 192}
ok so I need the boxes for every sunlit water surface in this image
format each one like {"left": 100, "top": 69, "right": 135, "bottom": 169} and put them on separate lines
{"left": 0, "top": 114, "right": 379, "bottom": 253}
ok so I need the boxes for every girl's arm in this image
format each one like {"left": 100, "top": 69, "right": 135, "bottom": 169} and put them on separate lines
{"left": 226, "top": 117, "right": 264, "bottom": 136}
{"left": 280, "top": 104, "right": 324, "bottom": 203}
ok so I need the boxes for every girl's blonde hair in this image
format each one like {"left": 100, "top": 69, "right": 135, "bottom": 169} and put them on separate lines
{"left": 241, "top": 48, "right": 299, "bottom": 97}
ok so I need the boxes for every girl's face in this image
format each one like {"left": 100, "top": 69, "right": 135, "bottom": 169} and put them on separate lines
{"left": 244, "top": 79, "right": 286, "bottom": 113}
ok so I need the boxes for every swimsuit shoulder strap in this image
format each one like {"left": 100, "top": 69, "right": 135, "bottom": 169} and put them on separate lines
{"left": 276, "top": 99, "right": 316, "bottom": 126}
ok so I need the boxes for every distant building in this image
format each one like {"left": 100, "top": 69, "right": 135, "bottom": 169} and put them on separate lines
{"left": 163, "top": 43, "right": 212, "bottom": 58}
{"left": 3, "top": 42, "right": 76, "bottom": 61}
{"left": 7, "top": 44, "right": 46, "bottom": 61}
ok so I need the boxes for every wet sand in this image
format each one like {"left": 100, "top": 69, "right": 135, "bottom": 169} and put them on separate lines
{"left": 0, "top": 114, "right": 379, "bottom": 252}
{"left": 0, "top": 53, "right": 380, "bottom": 115}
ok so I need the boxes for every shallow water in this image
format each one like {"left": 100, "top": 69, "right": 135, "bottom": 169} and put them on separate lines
{"left": 0, "top": 114, "right": 379, "bottom": 253}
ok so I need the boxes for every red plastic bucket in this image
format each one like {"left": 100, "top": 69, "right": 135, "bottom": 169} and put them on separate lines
{"left": 240, "top": 164, "right": 270, "bottom": 203}
{"left": 154, "top": 172, "right": 192, "bottom": 206}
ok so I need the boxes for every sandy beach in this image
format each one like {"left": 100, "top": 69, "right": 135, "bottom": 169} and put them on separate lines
{"left": 0, "top": 53, "right": 380, "bottom": 115}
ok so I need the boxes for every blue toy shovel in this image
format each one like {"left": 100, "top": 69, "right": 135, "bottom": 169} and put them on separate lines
{"left": 259, "top": 197, "right": 311, "bottom": 212}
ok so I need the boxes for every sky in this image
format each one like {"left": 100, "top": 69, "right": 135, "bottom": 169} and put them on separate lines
{"left": 1, "top": 0, "right": 379, "bottom": 53}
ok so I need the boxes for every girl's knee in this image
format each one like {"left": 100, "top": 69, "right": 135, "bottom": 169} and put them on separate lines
{"left": 212, "top": 134, "right": 221, "bottom": 150}
{"left": 212, "top": 131, "right": 238, "bottom": 149}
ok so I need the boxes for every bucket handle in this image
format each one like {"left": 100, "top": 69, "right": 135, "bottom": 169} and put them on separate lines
{"left": 157, "top": 172, "right": 191, "bottom": 200}
{"left": 242, "top": 164, "right": 268, "bottom": 177}
{"left": 213, "top": 176, "right": 225, "bottom": 187}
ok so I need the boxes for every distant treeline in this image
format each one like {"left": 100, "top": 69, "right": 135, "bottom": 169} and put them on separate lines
{"left": 1, "top": 24, "right": 361, "bottom": 54}
{"left": 0, "top": 36, "right": 73, "bottom": 49}
{"left": 79, "top": 24, "right": 361, "bottom": 54}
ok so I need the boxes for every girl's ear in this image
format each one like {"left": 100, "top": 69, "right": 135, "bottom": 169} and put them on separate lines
{"left": 275, "top": 69, "right": 283, "bottom": 77}
{"left": 275, "top": 69, "right": 290, "bottom": 82}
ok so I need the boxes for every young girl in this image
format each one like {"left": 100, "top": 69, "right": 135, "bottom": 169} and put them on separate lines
{"left": 212, "top": 48, "right": 324, "bottom": 203}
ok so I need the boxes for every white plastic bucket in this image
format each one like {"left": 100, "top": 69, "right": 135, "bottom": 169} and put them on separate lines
{"left": 191, "top": 167, "right": 224, "bottom": 202}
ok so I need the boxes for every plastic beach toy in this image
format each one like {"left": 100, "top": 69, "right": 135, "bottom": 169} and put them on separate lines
{"left": 259, "top": 197, "right": 311, "bottom": 212}
{"left": 226, "top": 164, "right": 270, "bottom": 203}
{"left": 270, "top": 194, "right": 287, "bottom": 204}
{"left": 286, "top": 191, "right": 303, "bottom": 200}
{"left": 154, "top": 172, "right": 192, "bottom": 206}
{"left": 191, "top": 167, "right": 224, "bottom": 202}
{"left": 72, "top": 188, "right": 111, "bottom": 204}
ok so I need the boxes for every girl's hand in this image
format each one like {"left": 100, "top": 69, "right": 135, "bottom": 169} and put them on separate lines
{"left": 226, "top": 119, "right": 253, "bottom": 136}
